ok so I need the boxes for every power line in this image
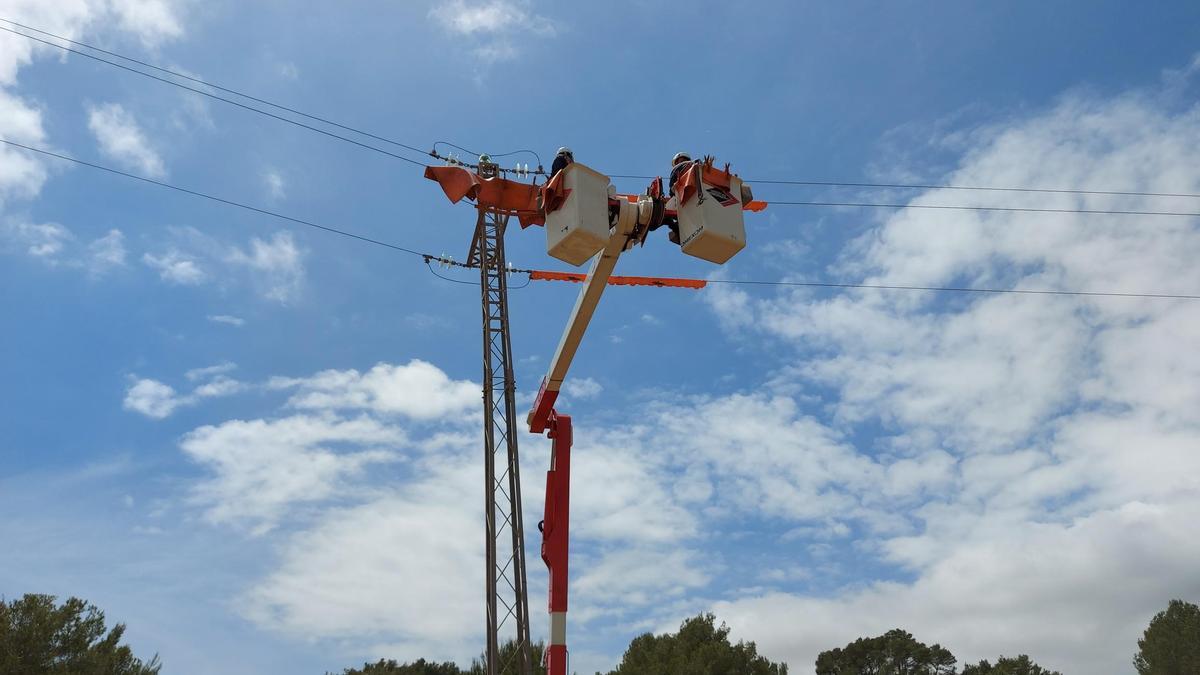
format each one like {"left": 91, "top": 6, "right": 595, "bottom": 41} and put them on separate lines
{"left": 0, "top": 17, "right": 432, "bottom": 159}
{"left": 744, "top": 177, "right": 1200, "bottom": 200}
{"left": 765, "top": 199, "right": 1200, "bottom": 218}
{"left": 11, "top": 17, "right": 1197, "bottom": 210}
{"left": 7, "top": 138, "right": 1196, "bottom": 302}
{"left": 1, "top": 138, "right": 429, "bottom": 256}
{"left": 0, "top": 24, "right": 428, "bottom": 168}
{"left": 610, "top": 173, "right": 1200, "bottom": 201}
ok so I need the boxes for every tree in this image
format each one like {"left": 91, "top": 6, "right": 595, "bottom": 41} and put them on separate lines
{"left": 336, "top": 657, "right": 466, "bottom": 675}
{"left": 961, "top": 655, "right": 1061, "bottom": 675}
{"left": 0, "top": 593, "right": 160, "bottom": 675}
{"left": 467, "top": 640, "right": 547, "bottom": 675}
{"left": 815, "top": 628, "right": 955, "bottom": 675}
{"left": 336, "top": 639, "right": 546, "bottom": 675}
{"left": 607, "top": 613, "right": 787, "bottom": 675}
{"left": 1134, "top": 598, "right": 1200, "bottom": 675}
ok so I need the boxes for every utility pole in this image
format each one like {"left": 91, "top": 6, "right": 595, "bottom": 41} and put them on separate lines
{"left": 470, "top": 158, "right": 533, "bottom": 675}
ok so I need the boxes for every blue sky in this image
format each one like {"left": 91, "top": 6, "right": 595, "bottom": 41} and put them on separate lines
{"left": 3, "top": 2, "right": 1200, "bottom": 674}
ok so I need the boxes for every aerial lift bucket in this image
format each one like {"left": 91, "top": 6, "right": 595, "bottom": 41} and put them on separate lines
{"left": 674, "top": 164, "right": 748, "bottom": 264}
{"left": 542, "top": 162, "right": 612, "bottom": 266}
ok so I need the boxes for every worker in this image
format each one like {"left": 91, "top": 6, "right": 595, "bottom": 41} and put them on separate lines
{"left": 656, "top": 152, "right": 694, "bottom": 244}
{"left": 667, "top": 152, "right": 693, "bottom": 196}
{"left": 549, "top": 147, "right": 574, "bottom": 181}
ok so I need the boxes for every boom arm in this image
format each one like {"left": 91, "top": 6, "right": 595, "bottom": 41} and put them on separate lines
{"left": 527, "top": 198, "right": 641, "bottom": 434}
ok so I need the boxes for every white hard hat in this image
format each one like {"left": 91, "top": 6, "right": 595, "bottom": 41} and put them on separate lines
{"left": 672, "top": 152, "right": 691, "bottom": 164}
{"left": 557, "top": 147, "right": 573, "bottom": 156}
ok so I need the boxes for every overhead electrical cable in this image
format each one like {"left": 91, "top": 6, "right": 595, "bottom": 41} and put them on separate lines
{"left": 0, "top": 24, "right": 428, "bottom": 168}
{"left": 1, "top": 138, "right": 429, "bottom": 256}
{"left": 608, "top": 173, "right": 1200, "bottom": 200}
{"left": 8, "top": 18, "right": 1197, "bottom": 207}
{"left": 763, "top": 199, "right": 1200, "bottom": 218}
{"left": 7, "top": 137, "right": 1198, "bottom": 302}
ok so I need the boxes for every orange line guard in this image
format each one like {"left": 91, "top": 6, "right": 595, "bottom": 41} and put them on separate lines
{"left": 529, "top": 270, "right": 707, "bottom": 289}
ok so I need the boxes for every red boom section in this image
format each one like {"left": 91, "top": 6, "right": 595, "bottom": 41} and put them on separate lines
{"left": 541, "top": 413, "right": 572, "bottom": 675}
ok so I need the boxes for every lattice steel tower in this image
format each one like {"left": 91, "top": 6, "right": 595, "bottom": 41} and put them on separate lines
{"left": 468, "top": 185, "right": 533, "bottom": 675}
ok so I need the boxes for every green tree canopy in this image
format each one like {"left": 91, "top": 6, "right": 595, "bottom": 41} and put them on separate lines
{"left": 0, "top": 593, "right": 160, "bottom": 675}
{"left": 606, "top": 613, "right": 786, "bottom": 675}
{"left": 815, "top": 628, "right": 955, "bottom": 675}
{"left": 1134, "top": 598, "right": 1200, "bottom": 675}
{"left": 335, "top": 657, "right": 466, "bottom": 675}
{"left": 961, "top": 655, "right": 1061, "bottom": 675}
{"left": 335, "top": 640, "right": 545, "bottom": 675}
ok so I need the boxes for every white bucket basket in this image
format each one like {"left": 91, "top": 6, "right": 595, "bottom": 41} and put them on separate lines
{"left": 545, "top": 163, "right": 611, "bottom": 266}
{"left": 677, "top": 171, "right": 747, "bottom": 264}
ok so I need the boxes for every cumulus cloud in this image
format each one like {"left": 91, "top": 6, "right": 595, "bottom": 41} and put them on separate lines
{"left": 140, "top": 228, "right": 307, "bottom": 302}
{"left": 270, "top": 360, "right": 479, "bottom": 420}
{"left": 429, "top": 0, "right": 557, "bottom": 65}
{"left": 226, "top": 231, "right": 304, "bottom": 303}
{"left": 123, "top": 364, "right": 246, "bottom": 419}
{"left": 697, "top": 66, "right": 1200, "bottom": 674}
{"left": 142, "top": 248, "right": 206, "bottom": 284}
{"left": 182, "top": 414, "right": 403, "bottom": 534}
{"left": 86, "top": 102, "right": 166, "bottom": 178}
{"left": 2, "top": 221, "right": 71, "bottom": 257}
{"left": 86, "top": 228, "right": 126, "bottom": 274}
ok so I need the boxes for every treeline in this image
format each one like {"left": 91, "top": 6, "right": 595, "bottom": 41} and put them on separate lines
{"left": 2, "top": 594, "right": 1196, "bottom": 674}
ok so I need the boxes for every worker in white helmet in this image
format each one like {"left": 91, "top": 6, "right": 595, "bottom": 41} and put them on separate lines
{"left": 655, "top": 151, "right": 694, "bottom": 244}
{"left": 668, "top": 152, "right": 693, "bottom": 196}
{"left": 549, "top": 147, "right": 574, "bottom": 181}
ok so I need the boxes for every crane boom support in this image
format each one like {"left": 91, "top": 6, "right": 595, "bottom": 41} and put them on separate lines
{"left": 528, "top": 200, "right": 639, "bottom": 433}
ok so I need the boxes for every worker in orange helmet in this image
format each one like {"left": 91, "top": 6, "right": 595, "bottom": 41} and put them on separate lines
{"left": 549, "top": 147, "right": 574, "bottom": 181}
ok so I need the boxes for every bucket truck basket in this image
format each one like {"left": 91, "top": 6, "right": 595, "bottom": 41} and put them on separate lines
{"left": 674, "top": 162, "right": 747, "bottom": 264}
{"left": 542, "top": 162, "right": 612, "bottom": 266}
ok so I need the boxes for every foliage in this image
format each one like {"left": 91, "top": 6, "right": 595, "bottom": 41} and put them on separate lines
{"left": 961, "top": 655, "right": 1061, "bottom": 675}
{"left": 467, "top": 639, "right": 546, "bottom": 675}
{"left": 814, "top": 628, "right": 955, "bottom": 675}
{"left": 1133, "top": 598, "right": 1200, "bottom": 675}
{"left": 336, "top": 658, "right": 467, "bottom": 675}
{"left": 337, "top": 640, "right": 545, "bottom": 675}
{"left": 606, "top": 613, "right": 787, "bottom": 675}
{"left": 0, "top": 593, "right": 160, "bottom": 675}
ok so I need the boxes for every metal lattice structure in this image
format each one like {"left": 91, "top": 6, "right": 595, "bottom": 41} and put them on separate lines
{"left": 470, "top": 203, "right": 533, "bottom": 675}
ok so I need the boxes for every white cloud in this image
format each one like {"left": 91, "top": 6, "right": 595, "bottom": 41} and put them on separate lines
{"left": 226, "top": 231, "right": 304, "bottom": 303}
{"left": 697, "top": 66, "right": 1200, "bottom": 675}
{"left": 123, "top": 378, "right": 181, "bottom": 419}
{"left": 271, "top": 360, "right": 479, "bottom": 420}
{"left": 86, "top": 102, "right": 166, "bottom": 178}
{"left": 186, "top": 362, "right": 237, "bottom": 381}
{"left": 142, "top": 248, "right": 206, "bottom": 284}
{"left": 562, "top": 376, "right": 602, "bottom": 399}
{"left": 3, "top": 221, "right": 71, "bottom": 257}
{"left": 109, "top": 0, "right": 183, "bottom": 47}
{"left": 0, "top": 0, "right": 184, "bottom": 223}
{"left": 182, "top": 414, "right": 403, "bottom": 534}
{"left": 123, "top": 366, "right": 246, "bottom": 419}
{"left": 86, "top": 228, "right": 126, "bottom": 274}
{"left": 429, "top": 0, "right": 557, "bottom": 65}
{"left": 240, "top": 460, "right": 481, "bottom": 659}
{"left": 207, "top": 314, "right": 245, "bottom": 327}
{"left": 262, "top": 169, "right": 285, "bottom": 200}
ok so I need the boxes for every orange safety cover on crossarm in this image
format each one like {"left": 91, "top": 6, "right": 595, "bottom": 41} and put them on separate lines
{"left": 529, "top": 270, "right": 707, "bottom": 289}
{"left": 424, "top": 165, "right": 545, "bottom": 227}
